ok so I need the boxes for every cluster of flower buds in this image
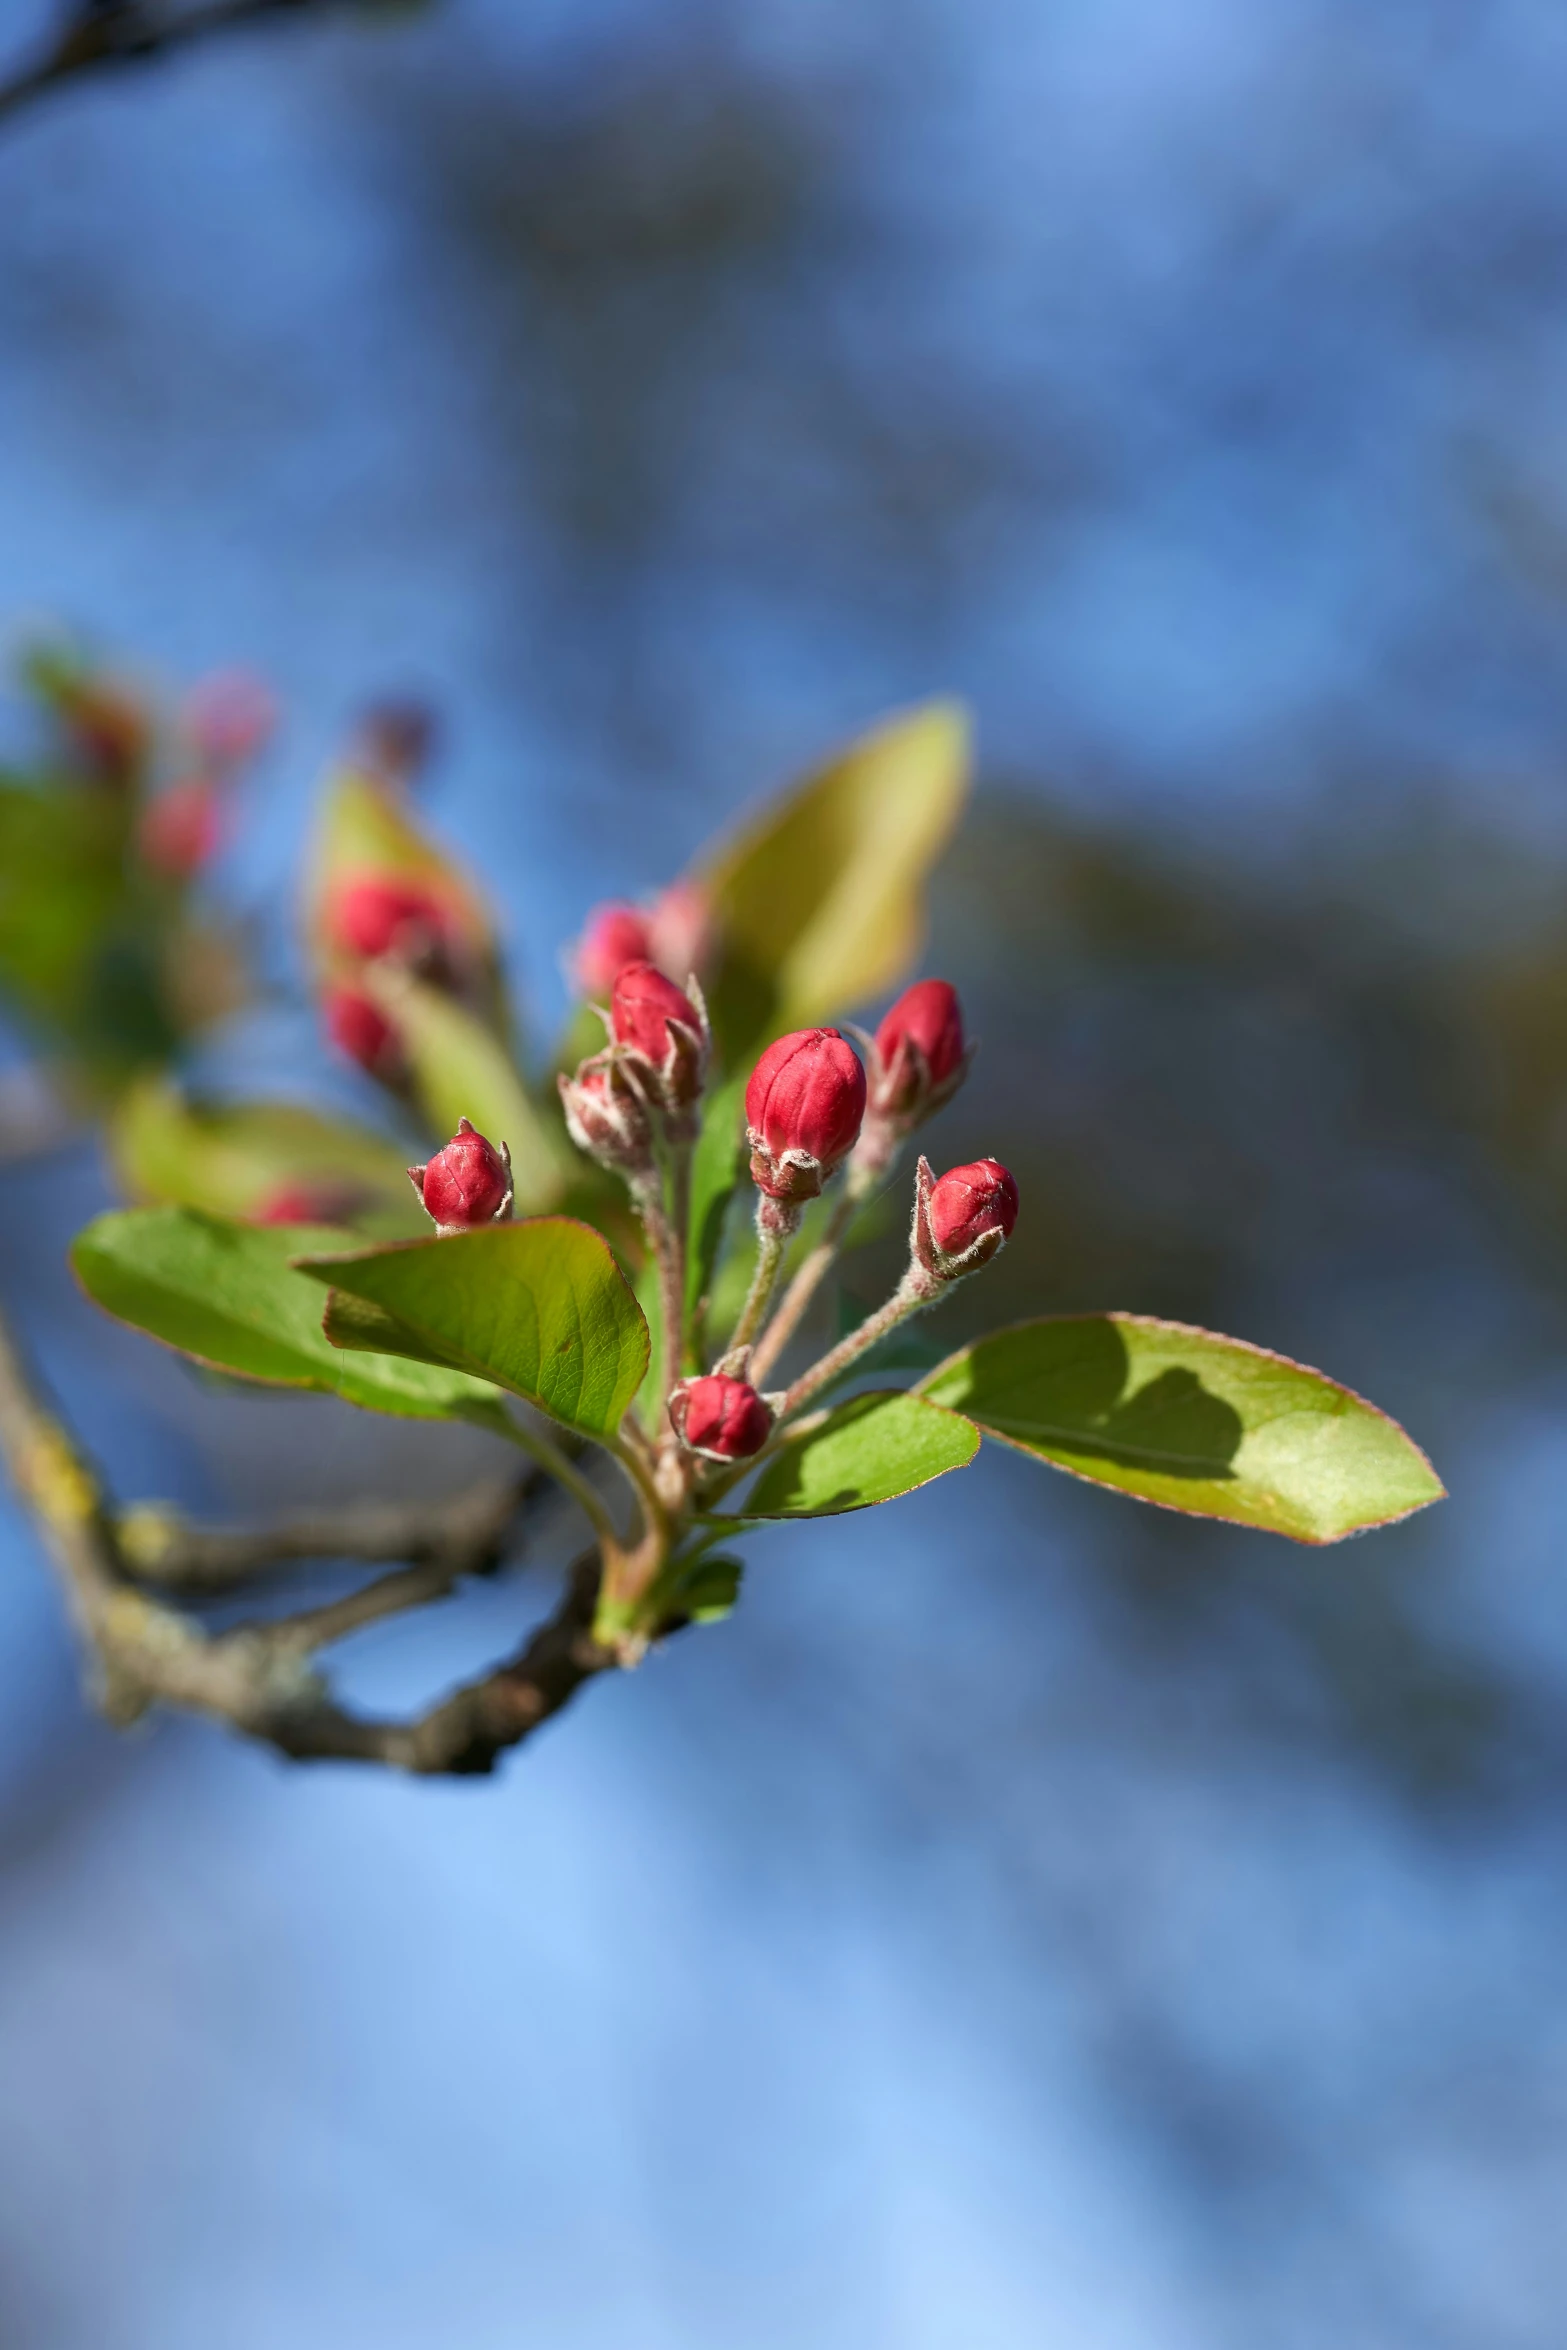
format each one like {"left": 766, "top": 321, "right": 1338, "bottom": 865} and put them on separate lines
{"left": 668, "top": 1372, "right": 774, "bottom": 1462}
{"left": 572, "top": 881, "right": 711, "bottom": 1000}
{"left": 408, "top": 1118, "right": 513, "bottom": 1235}
{"left": 560, "top": 960, "right": 711, "bottom": 1174}
{"left": 910, "top": 1154, "right": 1019, "bottom": 1285}
{"left": 745, "top": 1027, "right": 867, "bottom": 1210}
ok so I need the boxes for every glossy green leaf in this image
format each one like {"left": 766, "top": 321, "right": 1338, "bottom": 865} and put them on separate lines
{"left": 739, "top": 1389, "right": 979, "bottom": 1518}
{"left": 366, "top": 971, "right": 575, "bottom": 1214}
{"left": 71, "top": 1208, "right": 508, "bottom": 1425}
{"left": 698, "top": 702, "right": 970, "bottom": 1057}
{"left": 109, "top": 1077, "right": 423, "bottom": 1234}
{"left": 296, "top": 1218, "right": 650, "bottom": 1442}
{"left": 919, "top": 1315, "right": 1445, "bottom": 1544}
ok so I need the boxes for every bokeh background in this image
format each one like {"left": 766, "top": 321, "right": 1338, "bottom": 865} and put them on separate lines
{"left": 4, "top": 2, "right": 1567, "bottom": 2343}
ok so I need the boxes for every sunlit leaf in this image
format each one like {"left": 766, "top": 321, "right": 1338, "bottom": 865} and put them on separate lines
{"left": 919, "top": 1314, "right": 1445, "bottom": 1543}
{"left": 297, "top": 1219, "right": 650, "bottom": 1442}
{"left": 697, "top": 702, "right": 970, "bottom": 1057}
{"left": 110, "top": 1077, "right": 422, "bottom": 1234}
{"left": 71, "top": 1208, "right": 508, "bottom": 1426}
{"left": 737, "top": 1389, "right": 979, "bottom": 1518}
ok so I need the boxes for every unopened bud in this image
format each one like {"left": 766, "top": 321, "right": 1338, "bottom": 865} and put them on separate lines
{"left": 871, "top": 978, "right": 970, "bottom": 1123}
{"left": 69, "top": 678, "right": 151, "bottom": 781}
{"left": 913, "top": 1154, "right": 1019, "bottom": 1280}
{"left": 558, "top": 1055, "right": 655, "bottom": 1176}
{"left": 139, "top": 777, "right": 222, "bottom": 878}
{"left": 610, "top": 960, "right": 709, "bottom": 1119}
{"left": 669, "top": 1374, "right": 774, "bottom": 1461}
{"left": 409, "top": 1117, "right": 513, "bottom": 1234}
{"left": 253, "top": 1181, "right": 366, "bottom": 1228}
{"left": 183, "top": 669, "right": 276, "bottom": 771}
{"left": 324, "top": 983, "right": 405, "bottom": 1083}
{"left": 353, "top": 699, "right": 438, "bottom": 785}
{"left": 328, "top": 873, "right": 456, "bottom": 974}
{"left": 648, "top": 880, "right": 711, "bottom": 985}
{"left": 745, "top": 1027, "right": 866, "bottom": 1203}
{"left": 574, "top": 901, "right": 654, "bottom": 998}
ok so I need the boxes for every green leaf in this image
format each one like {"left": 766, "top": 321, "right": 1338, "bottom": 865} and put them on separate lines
{"left": 71, "top": 1208, "right": 507, "bottom": 1426}
{"left": 296, "top": 1219, "right": 650, "bottom": 1442}
{"left": 918, "top": 1315, "right": 1445, "bottom": 1544}
{"left": 697, "top": 702, "right": 970, "bottom": 1058}
{"left": 366, "top": 972, "right": 575, "bottom": 1215}
{"left": 684, "top": 1068, "right": 747, "bottom": 1351}
{"left": 109, "top": 1077, "right": 423, "bottom": 1234}
{"left": 739, "top": 1389, "right": 979, "bottom": 1518}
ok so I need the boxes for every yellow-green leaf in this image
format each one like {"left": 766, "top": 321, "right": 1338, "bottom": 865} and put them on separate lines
{"left": 109, "top": 1076, "right": 422, "bottom": 1234}
{"left": 919, "top": 1315, "right": 1445, "bottom": 1544}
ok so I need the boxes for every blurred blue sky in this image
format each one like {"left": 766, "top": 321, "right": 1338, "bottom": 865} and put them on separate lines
{"left": 4, "top": 2, "right": 1567, "bottom": 2344}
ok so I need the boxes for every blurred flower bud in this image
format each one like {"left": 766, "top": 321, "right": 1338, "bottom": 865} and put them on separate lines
{"left": 745, "top": 1027, "right": 866, "bottom": 1203}
{"left": 409, "top": 1118, "right": 513, "bottom": 1235}
{"left": 558, "top": 1055, "right": 655, "bottom": 1178}
{"left": 913, "top": 1154, "right": 1018, "bottom": 1280}
{"left": 252, "top": 1181, "right": 367, "bottom": 1228}
{"left": 574, "top": 902, "right": 654, "bottom": 999}
{"left": 182, "top": 669, "right": 276, "bottom": 772}
{"left": 669, "top": 1374, "right": 774, "bottom": 1461}
{"left": 352, "top": 699, "right": 437, "bottom": 786}
{"left": 68, "top": 678, "right": 151, "bottom": 782}
{"left": 870, "top": 978, "right": 970, "bottom": 1124}
{"left": 327, "top": 873, "right": 457, "bottom": 976}
{"left": 138, "top": 777, "right": 222, "bottom": 879}
{"left": 324, "top": 983, "right": 405, "bottom": 1084}
{"left": 648, "top": 879, "right": 711, "bottom": 986}
{"left": 610, "top": 960, "right": 709, "bottom": 1119}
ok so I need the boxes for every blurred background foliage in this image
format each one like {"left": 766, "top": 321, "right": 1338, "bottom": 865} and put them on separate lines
{"left": 3, "top": 1, "right": 1567, "bottom": 2344}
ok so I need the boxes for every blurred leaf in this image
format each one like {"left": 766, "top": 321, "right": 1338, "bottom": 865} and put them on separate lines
{"left": 308, "top": 767, "right": 494, "bottom": 960}
{"left": 739, "top": 1389, "right": 979, "bottom": 1517}
{"left": 110, "top": 1078, "right": 423, "bottom": 1234}
{"left": 71, "top": 1208, "right": 507, "bottom": 1426}
{"left": 297, "top": 1219, "right": 650, "bottom": 1442}
{"left": 685, "top": 1068, "right": 747, "bottom": 1351}
{"left": 919, "top": 1315, "right": 1445, "bottom": 1543}
{"left": 698, "top": 702, "right": 970, "bottom": 1058}
{"left": 367, "top": 970, "right": 575, "bottom": 1212}
{"left": 666, "top": 1553, "right": 745, "bottom": 1625}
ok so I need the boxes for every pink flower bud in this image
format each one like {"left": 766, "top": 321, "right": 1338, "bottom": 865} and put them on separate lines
{"left": 610, "top": 960, "right": 709, "bottom": 1115}
{"left": 182, "top": 669, "right": 276, "bottom": 770}
{"left": 669, "top": 1374, "right": 774, "bottom": 1461}
{"left": 745, "top": 1028, "right": 866, "bottom": 1202}
{"left": 138, "top": 778, "right": 222, "bottom": 878}
{"left": 574, "top": 902, "right": 654, "bottom": 998}
{"left": 328, "top": 873, "right": 455, "bottom": 969}
{"left": 558, "top": 1058, "right": 655, "bottom": 1175}
{"left": 648, "top": 879, "right": 711, "bottom": 985}
{"left": 925, "top": 1157, "right": 1018, "bottom": 1269}
{"left": 872, "top": 978, "right": 969, "bottom": 1120}
{"left": 409, "top": 1118, "right": 512, "bottom": 1233}
{"left": 324, "top": 984, "right": 404, "bottom": 1083}
{"left": 252, "top": 1181, "right": 365, "bottom": 1228}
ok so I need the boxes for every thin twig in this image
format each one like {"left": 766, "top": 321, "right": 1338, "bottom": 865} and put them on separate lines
{"left": 116, "top": 1474, "right": 534, "bottom": 1593}
{"left": 0, "top": 0, "right": 348, "bottom": 132}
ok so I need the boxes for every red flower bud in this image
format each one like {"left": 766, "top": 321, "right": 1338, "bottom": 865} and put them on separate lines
{"left": 409, "top": 1117, "right": 512, "bottom": 1233}
{"left": 610, "top": 960, "right": 708, "bottom": 1114}
{"left": 872, "top": 978, "right": 969, "bottom": 1120}
{"left": 139, "top": 778, "right": 222, "bottom": 878}
{"left": 924, "top": 1157, "right": 1018, "bottom": 1269}
{"left": 324, "top": 984, "right": 404, "bottom": 1082}
{"left": 182, "top": 669, "right": 276, "bottom": 771}
{"left": 328, "top": 873, "right": 455, "bottom": 969}
{"left": 253, "top": 1181, "right": 365, "bottom": 1228}
{"left": 669, "top": 1374, "right": 774, "bottom": 1461}
{"left": 558, "top": 1057, "right": 655, "bottom": 1176}
{"left": 574, "top": 902, "right": 654, "bottom": 998}
{"left": 745, "top": 1028, "right": 866, "bottom": 1202}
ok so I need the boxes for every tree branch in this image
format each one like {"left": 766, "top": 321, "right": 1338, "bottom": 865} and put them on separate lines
{"left": 0, "top": 1294, "right": 618, "bottom": 1773}
{"left": 115, "top": 1473, "right": 536, "bottom": 1593}
{"left": 0, "top": 0, "right": 351, "bottom": 131}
